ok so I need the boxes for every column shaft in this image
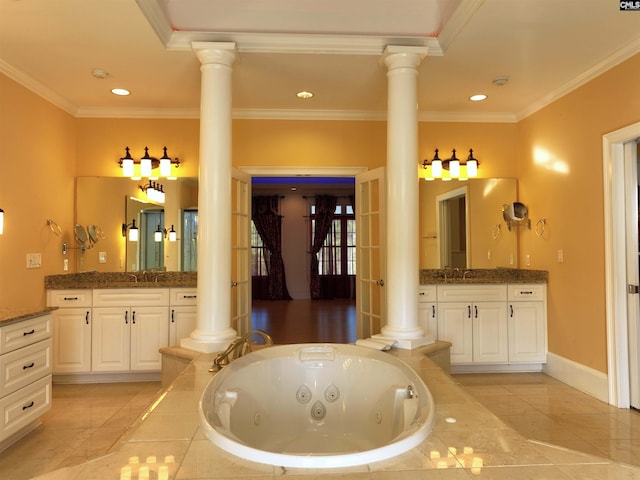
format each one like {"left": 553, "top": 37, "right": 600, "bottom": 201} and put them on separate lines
{"left": 181, "top": 42, "right": 237, "bottom": 353}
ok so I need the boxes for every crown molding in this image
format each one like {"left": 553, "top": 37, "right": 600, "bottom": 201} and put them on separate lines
{"left": 517, "top": 37, "right": 640, "bottom": 121}
{"left": 74, "top": 107, "right": 201, "bottom": 119}
{"left": 0, "top": 59, "right": 76, "bottom": 116}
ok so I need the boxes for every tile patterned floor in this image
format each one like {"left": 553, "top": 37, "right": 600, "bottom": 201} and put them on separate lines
{"left": 0, "top": 382, "right": 161, "bottom": 480}
{"left": 454, "top": 372, "right": 640, "bottom": 468}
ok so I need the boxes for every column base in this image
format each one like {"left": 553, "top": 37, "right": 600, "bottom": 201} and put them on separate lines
{"left": 372, "top": 333, "right": 435, "bottom": 350}
{"left": 180, "top": 328, "right": 238, "bottom": 353}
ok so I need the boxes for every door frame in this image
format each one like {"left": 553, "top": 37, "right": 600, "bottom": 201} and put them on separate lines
{"left": 603, "top": 120, "right": 640, "bottom": 408}
{"left": 436, "top": 186, "right": 470, "bottom": 269}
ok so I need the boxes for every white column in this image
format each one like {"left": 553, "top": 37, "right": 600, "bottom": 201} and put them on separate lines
{"left": 375, "top": 46, "right": 434, "bottom": 349}
{"left": 181, "top": 42, "right": 238, "bottom": 353}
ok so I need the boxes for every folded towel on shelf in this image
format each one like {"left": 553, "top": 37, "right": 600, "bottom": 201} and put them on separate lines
{"left": 355, "top": 338, "right": 394, "bottom": 351}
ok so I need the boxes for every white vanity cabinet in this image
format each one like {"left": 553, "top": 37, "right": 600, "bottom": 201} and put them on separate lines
{"left": 0, "top": 313, "right": 52, "bottom": 446}
{"left": 507, "top": 284, "right": 547, "bottom": 363}
{"left": 92, "top": 289, "right": 170, "bottom": 373}
{"left": 46, "top": 290, "right": 92, "bottom": 374}
{"left": 418, "top": 286, "right": 438, "bottom": 338}
{"left": 437, "top": 285, "right": 509, "bottom": 365}
{"left": 169, "top": 288, "right": 197, "bottom": 346}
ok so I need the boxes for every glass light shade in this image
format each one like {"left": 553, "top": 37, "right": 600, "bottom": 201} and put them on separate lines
{"left": 159, "top": 159, "right": 171, "bottom": 177}
{"left": 154, "top": 228, "right": 163, "bottom": 242}
{"left": 140, "top": 158, "right": 152, "bottom": 177}
{"left": 449, "top": 159, "right": 460, "bottom": 177}
{"left": 466, "top": 159, "right": 478, "bottom": 177}
{"left": 431, "top": 159, "right": 442, "bottom": 177}
{"left": 168, "top": 225, "right": 177, "bottom": 242}
{"left": 122, "top": 158, "right": 134, "bottom": 177}
{"left": 424, "top": 176, "right": 435, "bottom": 181}
{"left": 129, "top": 226, "right": 139, "bottom": 242}
{"left": 0, "top": 208, "right": 4, "bottom": 234}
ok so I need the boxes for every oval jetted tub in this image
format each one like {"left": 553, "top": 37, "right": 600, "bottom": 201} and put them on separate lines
{"left": 199, "top": 343, "right": 435, "bottom": 468}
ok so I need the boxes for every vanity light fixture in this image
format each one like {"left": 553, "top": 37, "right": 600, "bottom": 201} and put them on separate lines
{"left": 422, "top": 149, "right": 480, "bottom": 181}
{"left": 154, "top": 225, "right": 177, "bottom": 242}
{"left": 122, "top": 219, "right": 139, "bottom": 241}
{"left": 0, "top": 208, "right": 4, "bottom": 235}
{"left": 118, "top": 147, "right": 181, "bottom": 179}
{"left": 139, "top": 181, "right": 165, "bottom": 204}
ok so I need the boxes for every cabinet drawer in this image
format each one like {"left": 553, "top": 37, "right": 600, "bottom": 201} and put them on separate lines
{"left": 47, "top": 289, "right": 92, "bottom": 308}
{"left": 0, "top": 339, "right": 51, "bottom": 397}
{"left": 170, "top": 288, "right": 198, "bottom": 306}
{"left": 93, "top": 288, "right": 170, "bottom": 307}
{"left": 508, "top": 284, "right": 546, "bottom": 302}
{"left": 0, "top": 314, "right": 52, "bottom": 355}
{"left": 0, "top": 375, "right": 51, "bottom": 439}
{"left": 437, "top": 284, "right": 507, "bottom": 303}
{"left": 418, "top": 286, "right": 437, "bottom": 303}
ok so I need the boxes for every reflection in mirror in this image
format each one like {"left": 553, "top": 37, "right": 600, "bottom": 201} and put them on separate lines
{"left": 420, "top": 178, "right": 519, "bottom": 269}
{"left": 75, "top": 177, "right": 198, "bottom": 272}
{"left": 437, "top": 186, "right": 468, "bottom": 269}
{"left": 74, "top": 224, "right": 89, "bottom": 247}
{"left": 182, "top": 209, "right": 198, "bottom": 272}
{"left": 126, "top": 199, "right": 165, "bottom": 271}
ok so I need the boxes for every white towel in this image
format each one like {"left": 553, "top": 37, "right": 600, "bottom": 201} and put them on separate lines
{"left": 355, "top": 338, "right": 393, "bottom": 351}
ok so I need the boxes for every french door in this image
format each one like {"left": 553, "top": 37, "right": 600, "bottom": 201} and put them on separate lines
{"left": 356, "top": 167, "right": 386, "bottom": 339}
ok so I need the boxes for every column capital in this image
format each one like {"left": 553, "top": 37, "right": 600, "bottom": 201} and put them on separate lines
{"left": 192, "top": 41, "right": 237, "bottom": 66}
{"left": 382, "top": 45, "right": 429, "bottom": 70}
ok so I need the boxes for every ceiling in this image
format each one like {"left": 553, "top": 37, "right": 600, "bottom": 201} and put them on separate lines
{"left": 1, "top": 0, "right": 639, "bottom": 122}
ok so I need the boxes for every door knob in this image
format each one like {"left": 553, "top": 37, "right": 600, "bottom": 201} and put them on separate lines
{"left": 376, "top": 279, "right": 385, "bottom": 287}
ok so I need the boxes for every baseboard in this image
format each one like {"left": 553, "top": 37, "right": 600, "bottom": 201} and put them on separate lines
{"left": 451, "top": 363, "right": 544, "bottom": 374}
{"left": 543, "top": 352, "right": 609, "bottom": 403}
{"left": 53, "top": 372, "right": 161, "bottom": 384}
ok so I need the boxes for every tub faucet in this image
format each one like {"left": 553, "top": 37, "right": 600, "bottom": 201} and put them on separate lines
{"left": 209, "top": 330, "right": 273, "bottom": 372}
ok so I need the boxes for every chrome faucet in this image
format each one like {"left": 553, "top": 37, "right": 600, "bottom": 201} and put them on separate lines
{"left": 209, "top": 330, "right": 273, "bottom": 372}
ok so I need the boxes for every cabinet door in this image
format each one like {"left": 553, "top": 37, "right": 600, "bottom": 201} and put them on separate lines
{"left": 418, "top": 302, "right": 437, "bottom": 339}
{"left": 92, "top": 308, "right": 130, "bottom": 372}
{"left": 437, "top": 303, "right": 473, "bottom": 364}
{"left": 51, "top": 308, "right": 91, "bottom": 374}
{"left": 169, "top": 306, "right": 197, "bottom": 346}
{"left": 508, "top": 302, "right": 546, "bottom": 363}
{"left": 472, "top": 302, "right": 508, "bottom": 363}
{"left": 130, "top": 307, "right": 169, "bottom": 371}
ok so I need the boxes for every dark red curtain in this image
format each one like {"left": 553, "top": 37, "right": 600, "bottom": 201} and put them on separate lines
{"left": 252, "top": 196, "right": 292, "bottom": 300}
{"left": 310, "top": 195, "right": 337, "bottom": 299}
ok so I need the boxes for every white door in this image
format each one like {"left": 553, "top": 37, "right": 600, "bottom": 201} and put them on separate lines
{"left": 356, "top": 167, "right": 385, "bottom": 339}
{"left": 232, "top": 169, "right": 252, "bottom": 337}
{"left": 473, "top": 302, "right": 508, "bottom": 363}
{"left": 51, "top": 308, "right": 91, "bottom": 374}
{"left": 92, "top": 308, "right": 130, "bottom": 372}
{"left": 130, "top": 306, "right": 169, "bottom": 371}
{"left": 437, "top": 302, "right": 473, "bottom": 364}
{"left": 624, "top": 141, "right": 640, "bottom": 408}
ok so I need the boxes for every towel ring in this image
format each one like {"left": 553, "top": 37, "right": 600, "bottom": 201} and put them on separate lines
{"left": 47, "top": 219, "right": 63, "bottom": 237}
{"left": 491, "top": 224, "right": 501, "bottom": 239}
{"left": 535, "top": 218, "right": 546, "bottom": 237}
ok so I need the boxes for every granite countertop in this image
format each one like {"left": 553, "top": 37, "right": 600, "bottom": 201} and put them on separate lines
{"left": 420, "top": 268, "right": 547, "bottom": 284}
{"left": 0, "top": 307, "right": 57, "bottom": 326}
{"left": 45, "top": 271, "right": 197, "bottom": 290}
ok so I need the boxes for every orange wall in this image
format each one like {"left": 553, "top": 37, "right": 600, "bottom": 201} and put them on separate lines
{"left": 0, "top": 75, "right": 76, "bottom": 308}
{"left": 517, "top": 53, "right": 640, "bottom": 373}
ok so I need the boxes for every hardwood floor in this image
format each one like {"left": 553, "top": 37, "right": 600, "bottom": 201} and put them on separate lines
{"left": 251, "top": 299, "right": 356, "bottom": 344}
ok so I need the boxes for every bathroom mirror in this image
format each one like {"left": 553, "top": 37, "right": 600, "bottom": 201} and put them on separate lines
{"left": 75, "top": 176, "right": 198, "bottom": 272}
{"left": 420, "top": 178, "right": 519, "bottom": 269}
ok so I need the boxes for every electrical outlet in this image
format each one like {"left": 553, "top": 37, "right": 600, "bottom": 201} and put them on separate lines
{"left": 557, "top": 249, "right": 564, "bottom": 263}
{"left": 63, "top": 259, "right": 69, "bottom": 271}
{"left": 509, "top": 253, "right": 514, "bottom": 265}
{"left": 99, "top": 251, "right": 107, "bottom": 263}
{"left": 525, "top": 254, "right": 531, "bottom": 266}
{"left": 487, "top": 249, "right": 492, "bottom": 260}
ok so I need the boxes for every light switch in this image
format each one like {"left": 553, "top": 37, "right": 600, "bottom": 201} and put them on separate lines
{"left": 557, "top": 249, "right": 564, "bottom": 263}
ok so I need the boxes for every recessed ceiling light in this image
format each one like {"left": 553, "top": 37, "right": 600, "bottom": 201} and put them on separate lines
{"left": 111, "top": 88, "right": 130, "bottom": 96}
{"left": 469, "top": 94, "right": 487, "bottom": 102}
{"left": 296, "top": 91, "right": 314, "bottom": 99}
